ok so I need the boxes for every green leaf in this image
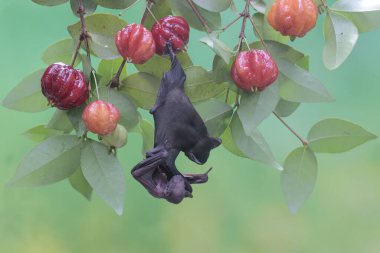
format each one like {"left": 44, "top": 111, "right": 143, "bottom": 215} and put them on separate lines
{"left": 323, "top": 12, "right": 359, "bottom": 70}
{"left": 23, "top": 125, "right": 62, "bottom": 142}
{"left": 135, "top": 53, "right": 193, "bottom": 78}
{"left": 168, "top": 0, "right": 221, "bottom": 31}
{"left": 46, "top": 109, "right": 74, "bottom": 133}
{"left": 97, "top": 58, "right": 127, "bottom": 86}
{"left": 2, "top": 69, "right": 49, "bottom": 113}
{"left": 194, "top": 99, "right": 233, "bottom": 137}
{"left": 281, "top": 147, "right": 317, "bottom": 214}
{"left": 42, "top": 38, "right": 81, "bottom": 67}
{"left": 66, "top": 105, "right": 86, "bottom": 137}
{"left": 200, "top": 32, "right": 233, "bottom": 64}
{"left": 139, "top": 118, "right": 155, "bottom": 155}
{"left": 69, "top": 168, "right": 92, "bottom": 200}
{"left": 307, "top": 118, "right": 377, "bottom": 153}
{"left": 220, "top": 126, "right": 247, "bottom": 158}
{"left": 277, "top": 58, "right": 334, "bottom": 103}
{"left": 193, "top": 0, "right": 231, "bottom": 12}
{"left": 237, "top": 81, "right": 279, "bottom": 135}
{"left": 250, "top": 41, "right": 305, "bottom": 64}
{"left": 95, "top": 0, "right": 138, "bottom": 9}
{"left": 212, "top": 55, "right": 234, "bottom": 84}
{"left": 142, "top": 0, "right": 172, "bottom": 30}
{"left": 184, "top": 66, "right": 228, "bottom": 102}
{"left": 67, "top": 13, "right": 127, "bottom": 60}
{"left": 230, "top": 114, "right": 282, "bottom": 170}
{"left": 81, "top": 140, "right": 125, "bottom": 215}
{"left": 70, "top": 0, "right": 97, "bottom": 17}
{"left": 32, "top": 0, "right": 68, "bottom": 6}
{"left": 251, "top": 0, "right": 266, "bottom": 14}
{"left": 97, "top": 87, "right": 139, "bottom": 130}
{"left": 120, "top": 72, "right": 161, "bottom": 110}
{"left": 331, "top": 0, "right": 380, "bottom": 33}
{"left": 8, "top": 135, "right": 82, "bottom": 186}
{"left": 274, "top": 98, "right": 300, "bottom": 118}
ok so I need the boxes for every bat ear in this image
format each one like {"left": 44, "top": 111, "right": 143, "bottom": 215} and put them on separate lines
{"left": 209, "top": 137, "right": 222, "bottom": 149}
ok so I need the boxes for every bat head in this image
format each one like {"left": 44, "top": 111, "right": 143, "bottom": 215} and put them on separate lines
{"left": 185, "top": 137, "right": 221, "bottom": 165}
{"left": 164, "top": 175, "right": 191, "bottom": 204}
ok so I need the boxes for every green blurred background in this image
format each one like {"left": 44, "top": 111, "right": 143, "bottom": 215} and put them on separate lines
{"left": 1, "top": 1, "right": 380, "bottom": 252}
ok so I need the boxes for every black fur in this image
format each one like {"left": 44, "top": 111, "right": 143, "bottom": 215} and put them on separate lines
{"left": 131, "top": 43, "right": 221, "bottom": 204}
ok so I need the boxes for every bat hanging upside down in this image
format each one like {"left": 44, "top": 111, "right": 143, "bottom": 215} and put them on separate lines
{"left": 131, "top": 43, "right": 221, "bottom": 204}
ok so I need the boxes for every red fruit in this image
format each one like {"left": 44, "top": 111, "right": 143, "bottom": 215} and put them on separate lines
{"left": 41, "top": 63, "right": 89, "bottom": 110}
{"left": 115, "top": 23, "right": 156, "bottom": 64}
{"left": 231, "top": 50, "right": 278, "bottom": 92}
{"left": 151, "top": 15, "right": 190, "bottom": 55}
{"left": 82, "top": 100, "right": 120, "bottom": 135}
{"left": 267, "top": 0, "right": 318, "bottom": 38}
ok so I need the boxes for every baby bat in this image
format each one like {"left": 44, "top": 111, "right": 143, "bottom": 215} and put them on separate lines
{"left": 131, "top": 43, "right": 221, "bottom": 204}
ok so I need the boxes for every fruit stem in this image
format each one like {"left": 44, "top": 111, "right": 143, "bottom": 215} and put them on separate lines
{"left": 273, "top": 111, "right": 309, "bottom": 146}
{"left": 225, "top": 88, "right": 230, "bottom": 104}
{"left": 91, "top": 70, "right": 100, "bottom": 100}
{"left": 108, "top": 59, "right": 127, "bottom": 89}
{"left": 186, "top": 0, "right": 212, "bottom": 33}
{"left": 70, "top": 38, "right": 82, "bottom": 67}
{"left": 248, "top": 15, "right": 269, "bottom": 52}
{"left": 237, "top": 0, "right": 251, "bottom": 52}
{"left": 235, "top": 89, "right": 240, "bottom": 107}
{"left": 221, "top": 14, "right": 242, "bottom": 32}
{"left": 141, "top": 0, "right": 158, "bottom": 24}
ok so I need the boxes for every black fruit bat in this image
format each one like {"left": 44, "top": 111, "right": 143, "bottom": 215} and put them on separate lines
{"left": 131, "top": 43, "right": 221, "bottom": 204}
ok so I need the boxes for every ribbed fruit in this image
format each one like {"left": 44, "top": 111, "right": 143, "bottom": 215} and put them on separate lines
{"left": 100, "top": 124, "right": 128, "bottom": 148}
{"left": 151, "top": 15, "right": 190, "bottom": 55}
{"left": 82, "top": 100, "right": 120, "bottom": 135}
{"left": 115, "top": 23, "right": 156, "bottom": 64}
{"left": 267, "top": 0, "right": 318, "bottom": 38}
{"left": 41, "top": 63, "right": 89, "bottom": 110}
{"left": 231, "top": 49, "right": 278, "bottom": 92}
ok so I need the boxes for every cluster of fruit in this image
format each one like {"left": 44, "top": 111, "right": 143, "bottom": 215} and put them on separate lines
{"left": 40, "top": 15, "right": 191, "bottom": 148}
{"left": 232, "top": 0, "right": 318, "bottom": 92}
{"left": 39, "top": 0, "right": 318, "bottom": 148}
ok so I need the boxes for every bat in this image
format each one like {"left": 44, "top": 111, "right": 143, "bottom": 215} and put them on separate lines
{"left": 131, "top": 43, "right": 221, "bottom": 204}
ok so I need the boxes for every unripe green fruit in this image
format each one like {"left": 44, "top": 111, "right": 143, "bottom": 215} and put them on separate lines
{"left": 100, "top": 124, "right": 128, "bottom": 148}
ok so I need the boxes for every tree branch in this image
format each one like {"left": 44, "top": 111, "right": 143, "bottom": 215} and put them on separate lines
{"left": 237, "top": 0, "right": 251, "bottom": 51}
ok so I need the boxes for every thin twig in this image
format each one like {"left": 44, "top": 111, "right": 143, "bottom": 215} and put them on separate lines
{"left": 108, "top": 59, "right": 127, "bottom": 89}
{"left": 140, "top": 0, "right": 156, "bottom": 24}
{"left": 235, "top": 89, "right": 240, "bottom": 107}
{"left": 248, "top": 15, "right": 269, "bottom": 52}
{"left": 186, "top": 0, "right": 211, "bottom": 33}
{"left": 145, "top": 1, "right": 160, "bottom": 24}
{"left": 221, "top": 14, "right": 242, "bottom": 32}
{"left": 77, "top": 0, "right": 99, "bottom": 99}
{"left": 273, "top": 111, "right": 308, "bottom": 146}
{"left": 225, "top": 88, "right": 230, "bottom": 104}
{"left": 119, "top": 0, "right": 143, "bottom": 16}
{"left": 77, "top": 0, "right": 91, "bottom": 63}
{"left": 91, "top": 70, "right": 100, "bottom": 100}
{"left": 237, "top": 0, "right": 251, "bottom": 51}
{"left": 70, "top": 39, "right": 82, "bottom": 66}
